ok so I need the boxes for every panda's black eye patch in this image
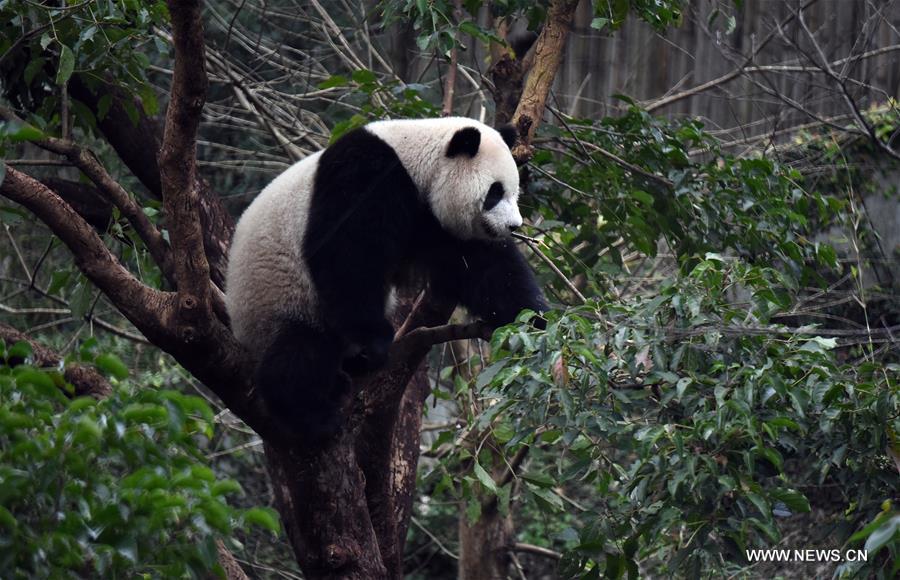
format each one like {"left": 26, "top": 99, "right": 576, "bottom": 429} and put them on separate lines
{"left": 483, "top": 182, "right": 504, "bottom": 211}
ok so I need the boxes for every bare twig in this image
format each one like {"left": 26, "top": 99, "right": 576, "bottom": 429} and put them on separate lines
{"left": 513, "top": 542, "right": 563, "bottom": 560}
{"left": 515, "top": 233, "right": 587, "bottom": 304}
{"left": 644, "top": 0, "right": 822, "bottom": 112}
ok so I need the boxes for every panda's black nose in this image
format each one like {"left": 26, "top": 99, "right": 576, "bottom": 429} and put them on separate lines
{"left": 508, "top": 224, "right": 520, "bottom": 232}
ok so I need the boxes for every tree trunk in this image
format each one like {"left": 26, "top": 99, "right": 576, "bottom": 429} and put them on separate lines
{"left": 458, "top": 502, "right": 514, "bottom": 580}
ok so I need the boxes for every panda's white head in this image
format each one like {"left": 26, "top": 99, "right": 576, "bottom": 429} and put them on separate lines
{"left": 366, "top": 118, "right": 523, "bottom": 241}
{"left": 435, "top": 124, "right": 523, "bottom": 240}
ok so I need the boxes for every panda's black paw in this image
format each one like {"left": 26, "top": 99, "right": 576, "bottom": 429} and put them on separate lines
{"left": 342, "top": 320, "right": 395, "bottom": 375}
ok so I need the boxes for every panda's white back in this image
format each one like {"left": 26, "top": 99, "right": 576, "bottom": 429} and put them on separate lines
{"left": 225, "top": 152, "right": 323, "bottom": 356}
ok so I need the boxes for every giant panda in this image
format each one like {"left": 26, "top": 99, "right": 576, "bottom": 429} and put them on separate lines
{"left": 225, "top": 117, "right": 547, "bottom": 440}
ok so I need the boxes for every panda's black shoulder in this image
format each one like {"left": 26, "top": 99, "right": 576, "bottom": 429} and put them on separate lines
{"left": 304, "top": 125, "right": 431, "bottom": 260}
{"left": 316, "top": 126, "right": 400, "bottom": 180}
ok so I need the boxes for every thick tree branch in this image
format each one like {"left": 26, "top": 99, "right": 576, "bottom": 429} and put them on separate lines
{"left": 0, "top": 167, "right": 176, "bottom": 340}
{"left": 390, "top": 321, "right": 492, "bottom": 362}
{"left": 510, "top": 0, "right": 579, "bottom": 162}
{"left": 68, "top": 77, "right": 165, "bottom": 196}
{"left": 215, "top": 539, "right": 250, "bottom": 580}
{"left": 0, "top": 107, "right": 172, "bottom": 280}
{"left": 161, "top": 0, "right": 213, "bottom": 336}
{"left": 352, "top": 289, "right": 457, "bottom": 578}
{"left": 0, "top": 322, "right": 111, "bottom": 398}
{"left": 489, "top": 18, "right": 537, "bottom": 126}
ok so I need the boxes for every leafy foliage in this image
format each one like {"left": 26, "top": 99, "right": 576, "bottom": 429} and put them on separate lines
{"left": 380, "top": 0, "right": 689, "bottom": 56}
{"left": 416, "top": 106, "right": 900, "bottom": 578}
{"left": 0, "top": 341, "right": 279, "bottom": 578}
{"left": 465, "top": 266, "right": 897, "bottom": 577}
{"left": 0, "top": 0, "right": 168, "bottom": 135}
{"left": 527, "top": 105, "right": 841, "bottom": 297}
{"left": 317, "top": 70, "right": 439, "bottom": 142}
{"left": 592, "top": 0, "right": 686, "bottom": 31}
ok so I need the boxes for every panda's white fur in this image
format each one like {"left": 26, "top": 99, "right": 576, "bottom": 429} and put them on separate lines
{"left": 226, "top": 151, "right": 323, "bottom": 357}
{"left": 225, "top": 117, "right": 545, "bottom": 439}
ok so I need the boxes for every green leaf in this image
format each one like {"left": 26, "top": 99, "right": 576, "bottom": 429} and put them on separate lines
{"left": 69, "top": 280, "right": 94, "bottom": 320}
{"left": 769, "top": 489, "right": 810, "bottom": 513}
{"left": 243, "top": 507, "right": 281, "bottom": 535}
{"left": 630, "top": 189, "right": 654, "bottom": 206}
{"left": 521, "top": 471, "right": 555, "bottom": 488}
{"left": 74, "top": 416, "right": 103, "bottom": 445}
{"left": 138, "top": 84, "right": 159, "bottom": 116}
{"left": 2, "top": 122, "right": 45, "bottom": 142}
{"left": 8, "top": 340, "right": 33, "bottom": 361}
{"left": 24, "top": 58, "right": 45, "bottom": 85}
{"left": 191, "top": 464, "right": 216, "bottom": 482}
{"left": 56, "top": 45, "right": 75, "bottom": 86}
{"left": 47, "top": 270, "right": 71, "bottom": 295}
{"left": 15, "top": 367, "right": 56, "bottom": 391}
{"left": 123, "top": 403, "right": 168, "bottom": 424}
{"left": 527, "top": 484, "right": 564, "bottom": 512}
{"left": 492, "top": 422, "right": 515, "bottom": 443}
{"left": 318, "top": 75, "right": 348, "bottom": 89}
{"left": 745, "top": 492, "right": 769, "bottom": 516}
{"left": 465, "top": 498, "right": 481, "bottom": 525}
{"left": 0, "top": 205, "right": 26, "bottom": 225}
{"left": 473, "top": 462, "right": 497, "bottom": 494}
{"left": 95, "top": 353, "right": 129, "bottom": 380}
{"left": 351, "top": 69, "right": 376, "bottom": 84}
{"left": 0, "top": 505, "right": 17, "bottom": 530}
{"left": 211, "top": 480, "right": 243, "bottom": 497}
{"left": 863, "top": 515, "right": 899, "bottom": 554}
{"left": 96, "top": 94, "right": 112, "bottom": 121}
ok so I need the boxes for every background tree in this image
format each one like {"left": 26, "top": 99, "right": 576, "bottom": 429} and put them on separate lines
{"left": 1, "top": 0, "right": 898, "bottom": 578}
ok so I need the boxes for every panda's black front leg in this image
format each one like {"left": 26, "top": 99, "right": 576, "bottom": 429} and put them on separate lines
{"left": 339, "top": 316, "right": 395, "bottom": 375}
{"left": 430, "top": 238, "right": 547, "bottom": 328}
{"left": 307, "top": 243, "right": 400, "bottom": 375}
{"left": 313, "top": 275, "right": 395, "bottom": 374}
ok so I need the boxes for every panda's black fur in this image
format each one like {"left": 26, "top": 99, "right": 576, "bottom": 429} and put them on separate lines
{"left": 225, "top": 118, "right": 546, "bottom": 440}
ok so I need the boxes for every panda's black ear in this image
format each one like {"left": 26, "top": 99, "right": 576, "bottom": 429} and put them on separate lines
{"left": 446, "top": 127, "right": 481, "bottom": 158}
{"left": 497, "top": 125, "right": 517, "bottom": 149}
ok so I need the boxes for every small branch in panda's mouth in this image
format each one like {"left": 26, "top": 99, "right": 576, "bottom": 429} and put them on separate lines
{"left": 510, "top": 231, "right": 541, "bottom": 243}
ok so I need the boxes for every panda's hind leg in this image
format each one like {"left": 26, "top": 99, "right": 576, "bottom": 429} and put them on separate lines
{"left": 255, "top": 321, "right": 352, "bottom": 443}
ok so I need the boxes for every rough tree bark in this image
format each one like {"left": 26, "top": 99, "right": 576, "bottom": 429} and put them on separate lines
{"left": 509, "top": 0, "right": 580, "bottom": 164}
